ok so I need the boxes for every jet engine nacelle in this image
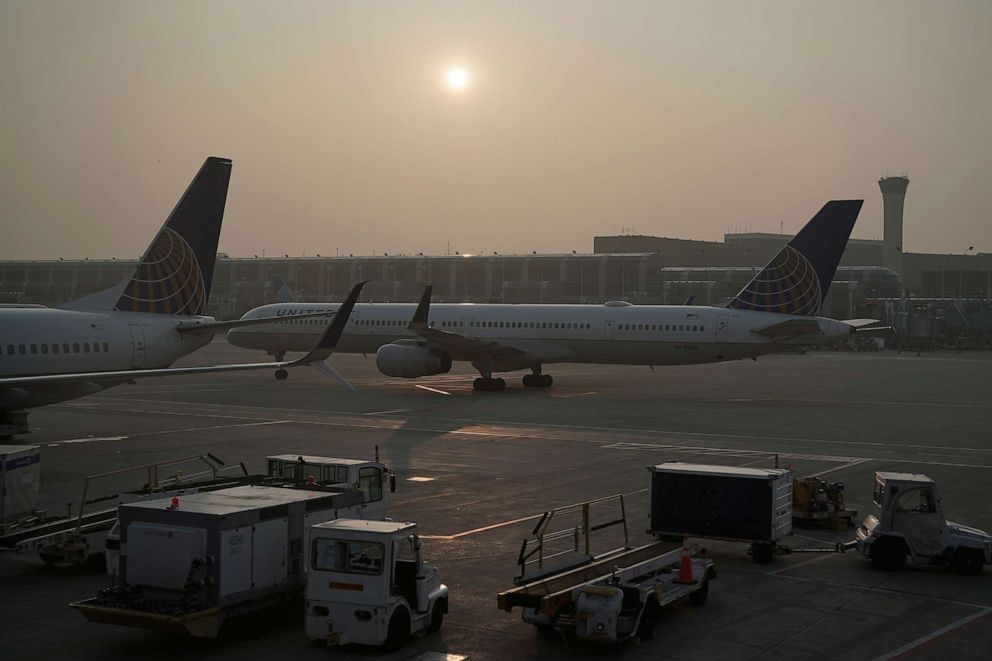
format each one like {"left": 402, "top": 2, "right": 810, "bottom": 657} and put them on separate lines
{"left": 376, "top": 342, "right": 452, "bottom": 378}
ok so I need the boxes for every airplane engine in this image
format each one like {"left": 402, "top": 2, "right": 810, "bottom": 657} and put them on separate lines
{"left": 376, "top": 343, "right": 452, "bottom": 378}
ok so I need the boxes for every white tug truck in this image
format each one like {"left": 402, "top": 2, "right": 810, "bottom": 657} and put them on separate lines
{"left": 306, "top": 519, "right": 447, "bottom": 650}
{"left": 855, "top": 472, "right": 991, "bottom": 575}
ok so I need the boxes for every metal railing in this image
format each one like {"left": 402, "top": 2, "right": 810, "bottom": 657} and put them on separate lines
{"left": 515, "top": 494, "right": 629, "bottom": 582}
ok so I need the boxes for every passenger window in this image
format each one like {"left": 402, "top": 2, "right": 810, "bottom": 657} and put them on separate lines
{"left": 53, "top": 344, "right": 59, "bottom": 354}
{"left": 73, "top": 343, "right": 80, "bottom": 353}
{"left": 19, "top": 345, "right": 26, "bottom": 355}
{"left": 700, "top": 326, "right": 705, "bottom": 332}
{"left": 93, "top": 343, "right": 99, "bottom": 352}
{"left": 358, "top": 467, "right": 383, "bottom": 502}
{"left": 5, "top": 345, "right": 11, "bottom": 354}
{"left": 30, "top": 344, "right": 37, "bottom": 354}
{"left": 103, "top": 342, "right": 109, "bottom": 352}
{"left": 83, "top": 343, "right": 90, "bottom": 353}
{"left": 64, "top": 343, "right": 70, "bottom": 353}
{"left": 41, "top": 344, "right": 48, "bottom": 354}
{"left": 894, "top": 488, "right": 937, "bottom": 514}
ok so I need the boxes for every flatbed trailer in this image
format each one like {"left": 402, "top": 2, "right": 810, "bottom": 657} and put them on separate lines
{"left": 498, "top": 540, "right": 715, "bottom": 643}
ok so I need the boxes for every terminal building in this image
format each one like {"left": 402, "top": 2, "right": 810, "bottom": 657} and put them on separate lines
{"left": 1, "top": 176, "right": 989, "bottom": 341}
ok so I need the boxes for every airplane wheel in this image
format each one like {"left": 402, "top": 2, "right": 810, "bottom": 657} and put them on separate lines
{"left": 523, "top": 374, "right": 553, "bottom": 388}
{"left": 473, "top": 378, "right": 505, "bottom": 392}
{"left": 870, "top": 537, "right": 907, "bottom": 571}
{"left": 274, "top": 368, "right": 289, "bottom": 380}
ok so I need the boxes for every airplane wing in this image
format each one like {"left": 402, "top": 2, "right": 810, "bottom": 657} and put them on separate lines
{"left": 406, "top": 286, "right": 524, "bottom": 358}
{"left": 175, "top": 310, "right": 336, "bottom": 335}
{"left": 0, "top": 282, "right": 366, "bottom": 390}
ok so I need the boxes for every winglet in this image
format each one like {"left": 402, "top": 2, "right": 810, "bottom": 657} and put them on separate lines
{"left": 408, "top": 285, "right": 433, "bottom": 330}
{"left": 292, "top": 281, "right": 366, "bottom": 365}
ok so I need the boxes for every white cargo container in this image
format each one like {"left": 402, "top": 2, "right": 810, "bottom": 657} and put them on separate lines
{"left": 0, "top": 445, "right": 40, "bottom": 522}
{"left": 72, "top": 484, "right": 364, "bottom": 637}
{"left": 648, "top": 462, "right": 793, "bottom": 564}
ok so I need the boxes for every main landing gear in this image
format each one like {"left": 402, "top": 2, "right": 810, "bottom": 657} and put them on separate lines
{"left": 473, "top": 377, "right": 506, "bottom": 392}
{"left": 471, "top": 365, "right": 555, "bottom": 391}
{"left": 272, "top": 351, "right": 288, "bottom": 380}
{"left": 522, "top": 374, "right": 553, "bottom": 388}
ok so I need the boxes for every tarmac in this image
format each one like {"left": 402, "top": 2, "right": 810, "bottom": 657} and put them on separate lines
{"left": 2, "top": 341, "right": 990, "bottom": 660}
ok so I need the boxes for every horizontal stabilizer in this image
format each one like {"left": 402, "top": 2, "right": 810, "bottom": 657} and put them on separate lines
{"left": 753, "top": 318, "right": 821, "bottom": 338}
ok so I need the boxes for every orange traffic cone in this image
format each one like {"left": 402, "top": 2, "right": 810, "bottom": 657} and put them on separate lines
{"left": 677, "top": 533, "right": 697, "bottom": 584}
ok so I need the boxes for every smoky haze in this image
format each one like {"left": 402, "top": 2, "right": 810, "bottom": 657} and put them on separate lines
{"left": 1, "top": 0, "right": 990, "bottom": 261}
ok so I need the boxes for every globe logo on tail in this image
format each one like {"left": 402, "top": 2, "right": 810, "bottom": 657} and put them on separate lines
{"left": 731, "top": 245, "right": 822, "bottom": 316}
{"left": 115, "top": 227, "right": 207, "bottom": 315}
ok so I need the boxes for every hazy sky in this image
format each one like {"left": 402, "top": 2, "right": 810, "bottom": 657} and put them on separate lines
{"left": 2, "top": 0, "right": 990, "bottom": 260}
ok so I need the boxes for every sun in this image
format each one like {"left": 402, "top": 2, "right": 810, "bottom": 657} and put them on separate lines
{"left": 445, "top": 66, "right": 470, "bottom": 90}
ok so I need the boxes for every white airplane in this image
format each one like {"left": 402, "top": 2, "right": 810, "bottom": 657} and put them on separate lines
{"left": 228, "top": 200, "right": 884, "bottom": 391}
{"left": 0, "top": 157, "right": 364, "bottom": 436}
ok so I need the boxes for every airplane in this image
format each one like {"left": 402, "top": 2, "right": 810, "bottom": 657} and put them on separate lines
{"left": 227, "top": 200, "right": 885, "bottom": 392}
{"left": 0, "top": 156, "right": 365, "bottom": 436}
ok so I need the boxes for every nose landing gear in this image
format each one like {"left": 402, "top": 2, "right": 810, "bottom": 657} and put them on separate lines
{"left": 274, "top": 368, "right": 289, "bottom": 380}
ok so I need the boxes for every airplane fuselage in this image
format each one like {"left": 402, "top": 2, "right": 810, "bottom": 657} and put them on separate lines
{"left": 228, "top": 302, "right": 852, "bottom": 371}
{"left": 0, "top": 308, "right": 214, "bottom": 409}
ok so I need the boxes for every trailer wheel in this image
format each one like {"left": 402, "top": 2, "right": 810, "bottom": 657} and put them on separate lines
{"left": 636, "top": 596, "right": 660, "bottom": 643}
{"left": 751, "top": 543, "right": 774, "bottom": 565}
{"left": 426, "top": 600, "right": 445, "bottom": 634}
{"left": 870, "top": 537, "right": 907, "bottom": 571}
{"left": 383, "top": 607, "right": 410, "bottom": 651}
{"left": 689, "top": 578, "right": 709, "bottom": 606}
{"left": 949, "top": 548, "right": 984, "bottom": 576}
{"left": 39, "top": 552, "right": 66, "bottom": 566}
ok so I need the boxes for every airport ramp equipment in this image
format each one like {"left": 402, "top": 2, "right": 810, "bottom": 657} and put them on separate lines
{"left": 498, "top": 540, "right": 714, "bottom": 643}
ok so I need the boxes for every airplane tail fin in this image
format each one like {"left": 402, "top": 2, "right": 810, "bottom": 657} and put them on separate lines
{"left": 726, "top": 200, "right": 863, "bottom": 316}
{"left": 114, "top": 157, "right": 232, "bottom": 316}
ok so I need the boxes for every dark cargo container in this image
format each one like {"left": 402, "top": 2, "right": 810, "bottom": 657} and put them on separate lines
{"left": 647, "top": 463, "right": 793, "bottom": 543}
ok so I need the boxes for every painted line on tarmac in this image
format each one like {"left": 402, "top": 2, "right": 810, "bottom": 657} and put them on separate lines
{"left": 46, "top": 420, "right": 292, "bottom": 446}
{"left": 53, "top": 399, "right": 992, "bottom": 471}
{"left": 55, "top": 435, "right": 129, "bottom": 445}
{"left": 602, "top": 442, "right": 865, "bottom": 465}
{"left": 806, "top": 458, "right": 873, "bottom": 478}
{"left": 362, "top": 409, "right": 411, "bottom": 415}
{"left": 422, "top": 488, "right": 649, "bottom": 541}
{"left": 874, "top": 607, "right": 992, "bottom": 661}
{"left": 725, "top": 397, "right": 992, "bottom": 410}
{"left": 557, "top": 391, "right": 598, "bottom": 398}
{"left": 771, "top": 572, "right": 990, "bottom": 610}
{"left": 415, "top": 385, "right": 452, "bottom": 396}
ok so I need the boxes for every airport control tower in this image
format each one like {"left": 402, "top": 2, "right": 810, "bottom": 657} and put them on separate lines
{"left": 879, "top": 175, "right": 909, "bottom": 276}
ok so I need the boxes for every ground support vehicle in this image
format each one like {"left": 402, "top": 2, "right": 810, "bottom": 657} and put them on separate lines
{"left": 1, "top": 453, "right": 249, "bottom": 566}
{"left": 266, "top": 453, "right": 395, "bottom": 521}
{"left": 855, "top": 472, "right": 992, "bottom": 575}
{"left": 71, "top": 483, "right": 366, "bottom": 637}
{"left": 0, "top": 445, "right": 40, "bottom": 523}
{"left": 648, "top": 462, "right": 794, "bottom": 564}
{"left": 104, "top": 453, "right": 395, "bottom": 575}
{"left": 306, "top": 520, "right": 448, "bottom": 650}
{"left": 498, "top": 540, "right": 714, "bottom": 643}
{"left": 792, "top": 476, "right": 858, "bottom": 530}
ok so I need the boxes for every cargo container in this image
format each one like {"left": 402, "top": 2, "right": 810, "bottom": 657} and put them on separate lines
{"left": 72, "top": 483, "right": 365, "bottom": 637}
{"left": 0, "top": 445, "right": 40, "bottom": 522}
{"left": 647, "top": 462, "right": 793, "bottom": 563}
